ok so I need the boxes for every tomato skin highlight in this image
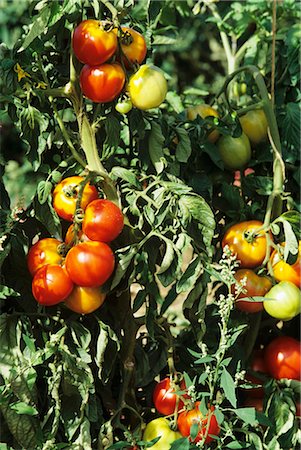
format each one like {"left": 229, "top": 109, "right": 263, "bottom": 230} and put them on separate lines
{"left": 153, "top": 377, "right": 185, "bottom": 416}
{"left": 264, "top": 336, "right": 301, "bottom": 380}
{"left": 232, "top": 269, "right": 272, "bottom": 313}
{"left": 72, "top": 20, "right": 117, "bottom": 65}
{"left": 270, "top": 241, "right": 301, "bottom": 287}
{"left": 82, "top": 199, "right": 124, "bottom": 243}
{"left": 240, "top": 109, "right": 268, "bottom": 145}
{"left": 222, "top": 221, "right": 268, "bottom": 269}
{"left": 65, "top": 241, "right": 115, "bottom": 287}
{"left": 64, "top": 286, "right": 106, "bottom": 314}
{"left": 127, "top": 64, "right": 167, "bottom": 110}
{"left": 32, "top": 264, "right": 74, "bottom": 306}
{"left": 53, "top": 176, "right": 98, "bottom": 222}
{"left": 80, "top": 63, "right": 125, "bottom": 103}
{"left": 27, "top": 238, "right": 63, "bottom": 276}
{"left": 263, "top": 281, "right": 301, "bottom": 321}
{"left": 217, "top": 132, "right": 251, "bottom": 170}
{"left": 186, "top": 104, "right": 219, "bottom": 143}
{"left": 143, "top": 418, "right": 181, "bottom": 450}
{"left": 115, "top": 26, "right": 147, "bottom": 68}
{"left": 177, "top": 402, "right": 220, "bottom": 444}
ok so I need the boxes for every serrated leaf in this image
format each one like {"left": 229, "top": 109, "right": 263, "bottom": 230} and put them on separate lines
{"left": 104, "top": 115, "right": 121, "bottom": 149}
{"left": 18, "top": 5, "right": 51, "bottom": 52}
{"left": 0, "top": 285, "right": 20, "bottom": 299}
{"left": 110, "top": 167, "right": 140, "bottom": 188}
{"left": 234, "top": 407, "right": 257, "bottom": 426}
{"left": 170, "top": 437, "right": 190, "bottom": 450}
{"left": 157, "top": 238, "right": 174, "bottom": 274}
{"left": 175, "top": 127, "right": 191, "bottom": 163}
{"left": 37, "top": 180, "right": 53, "bottom": 204}
{"left": 149, "top": 122, "right": 166, "bottom": 174}
{"left": 33, "top": 197, "right": 62, "bottom": 239}
{"left": 176, "top": 256, "right": 202, "bottom": 293}
{"left": 166, "top": 91, "right": 184, "bottom": 114}
{"left": 10, "top": 402, "right": 38, "bottom": 416}
{"left": 95, "top": 320, "right": 120, "bottom": 382}
{"left": 221, "top": 367, "right": 237, "bottom": 408}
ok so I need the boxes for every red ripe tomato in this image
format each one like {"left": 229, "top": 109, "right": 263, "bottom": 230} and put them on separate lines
{"left": 53, "top": 176, "right": 98, "bottom": 222}
{"left": 243, "top": 396, "right": 263, "bottom": 412}
{"left": 115, "top": 26, "right": 147, "bottom": 68}
{"left": 82, "top": 199, "right": 124, "bottom": 243}
{"left": 65, "top": 241, "right": 115, "bottom": 287}
{"left": 32, "top": 264, "right": 74, "bottom": 306}
{"left": 232, "top": 269, "right": 272, "bottom": 313}
{"left": 27, "top": 238, "right": 63, "bottom": 276}
{"left": 245, "top": 350, "right": 268, "bottom": 398}
{"left": 72, "top": 20, "right": 117, "bottom": 65}
{"left": 153, "top": 378, "right": 185, "bottom": 416}
{"left": 270, "top": 241, "right": 301, "bottom": 287}
{"left": 80, "top": 63, "right": 125, "bottom": 103}
{"left": 65, "top": 224, "right": 89, "bottom": 246}
{"left": 177, "top": 403, "right": 220, "bottom": 444}
{"left": 222, "top": 221, "right": 268, "bottom": 268}
{"left": 264, "top": 336, "right": 301, "bottom": 380}
{"left": 64, "top": 286, "right": 106, "bottom": 314}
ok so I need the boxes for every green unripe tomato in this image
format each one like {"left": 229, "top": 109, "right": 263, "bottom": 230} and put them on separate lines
{"left": 127, "top": 64, "right": 167, "bottom": 110}
{"left": 115, "top": 99, "right": 132, "bottom": 114}
{"left": 143, "top": 418, "right": 181, "bottom": 450}
{"left": 217, "top": 132, "right": 251, "bottom": 170}
{"left": 263, "top": 281, "right": 301, "bottom": 321}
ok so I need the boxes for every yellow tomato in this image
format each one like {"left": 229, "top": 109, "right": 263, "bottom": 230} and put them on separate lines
{"left": 143, "top": 418, "right": 181, "bottom": 450}
{"left": 64, "top": 286, "right": 106, "bottom": 314}
{"left": 186, "top": 104, "right": 220, "bottom": 143}
{"left": 239, "top": 109, "right": 268, "bottom": 145}
{"left": 127, "top": 64, "right": 167, "bottom": 110}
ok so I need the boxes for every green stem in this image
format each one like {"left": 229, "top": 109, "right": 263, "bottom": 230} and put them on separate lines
{"left": 100, "top": 0, "right": 119, "bottom": 20}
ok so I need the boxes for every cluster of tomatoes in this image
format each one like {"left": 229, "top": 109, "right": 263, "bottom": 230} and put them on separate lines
{"left": 27, "top": 176, "right": 124, "bottom": 314}
{"left": 142, "top": 377, "right": 220, "bottom": 448}
{"left": 186, "top": 103, "right": 267, "bottom": 171}
{"left": 72, "top": 19, "right": 167, "bottom": 111}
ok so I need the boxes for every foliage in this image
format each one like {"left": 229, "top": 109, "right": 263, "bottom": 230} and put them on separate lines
{"left": 0, "top": 1, "right": 300, "bottom": 449}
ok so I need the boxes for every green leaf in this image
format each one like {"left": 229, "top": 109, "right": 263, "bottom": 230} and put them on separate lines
{"left": 176, "top": 256, "right": 202, "bottom": 293}
{"left": 37, "top": 180, "right": 53, "bottom": 204}
{"left": 157, "top": 237, "right": 175, "bottom": 274}
{"left": 149, "top": 122, "right": 166, "bottom": 174}
{"left": 18, "top": 5, "right": 51, "bottom": 52}
{"left": 0, "top": 285, "right": 20, "bottom": 299}
{"left": 166, "top": 91, "right": 184, "bottom": 113}
{"left": 175, "top": 127, "right": 192, "bottom": 163}
{"left": 10, "top": 402, "right": 38, "bottom": 416}
{"left": 110, "top": 167, "right": 141, "bottom": 188}
{"left": 33, "top": 196, "right": 62, "bottom": 239}
{"left": 221, "top": 367, "right": 237, "bottom": 408}
{"left": 95, "top": 320, "right": 120, "bottom": 382}
{"left": 234, "top": 407, "right": 257, "bottom": 426}
{"left": 104, "top": 115, "right": 121, "bottom": 149}
{"left": 170, "top": 437, "right": 190, "bottom": 450}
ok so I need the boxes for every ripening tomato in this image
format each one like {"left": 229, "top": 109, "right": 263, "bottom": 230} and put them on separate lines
{"left": 27, "top": 238, "right": 63, "bottom": 276}
{"left": 264, "top": 336, "right": 301, "bottom": 380}
{"left": 153, "top": 378, "right": 185, "bottom": 416}
{"left": 143, "top": 418, "right": 181, "bottom": 450}
{"left": 245, "top": 350, "right": 268, "bottom": 398}
{"left": 186, "top": 104, "right": 219, "bottom": 143}
{"left": 217, "top": 132, "right": 252, "bottom": 170}
{"left": 65, "top": 224, "right": 89, "bottom": 246}
{"left": 222, "top": 221, "right": 268, "bottom": 268}
{"left": 114, "top": 26, "right": 147, "bottom": 68}
{"left": 232, "top": 269, "right": 272, "bottom": 313}
{"left": 243, "top": 396, "right": 263, "bottom": 412}
{"left": 82, "top": 199, "right": 124, "bottom": 243}
{"left": 80, "top": 63, "right": 125, "bottom": 103}
{"left": 53, "top": 176, "right": 98, "bottom": 222}
{"left": 240, "top": 109, "right": 268, "bottom": 145}
{"left": 177, "top": 403, "right": 220, "bottom": 444}
{"left": 72, "top": 20, "right": 117, "bottom": 65}
{"left": 65, "top": 241, "right": 115, "bottom": 287}
{"left": 263, "top": 281, "right": 301, "bottom": 321}
{"left": 64, "top": 286, "right": 106, "bottom": 314}
{"left": 115, "top": 99, "right": 133, "bottom": 114}
{"left": 32, "top": 264, "right": 74, "bottom": 306}
{"left": 270, "top": 241, "right": 301, "bottom": 287}
{"left": 127, "top": 64, "right": 167, "bottom": 110}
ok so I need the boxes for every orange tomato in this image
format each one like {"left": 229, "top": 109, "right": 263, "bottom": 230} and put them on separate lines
{"left": 64, "top": 286, "right": 106, "bottom": 314}
{"left": 232, "top": 269, "right": 272, "bottom": 313}
{"left": 115, "top": 26, "right": 147, "bottom": 68}
{"left": 270, "top": 241, "right": 301, "bottom": 287}
{"left": 27, "top": 238, "right": 63, "bottom": 276}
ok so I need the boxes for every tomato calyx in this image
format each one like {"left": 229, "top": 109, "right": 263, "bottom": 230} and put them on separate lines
{"left": 120, "top": 29, "right": 134, "bottom": 46}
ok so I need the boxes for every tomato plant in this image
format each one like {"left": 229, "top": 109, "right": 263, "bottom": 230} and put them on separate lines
{"left": 64, "top": 286, "right": 106, "bottom": 314}
{"left": 239, "top": 109, "right": 268, "bottom": 145}
{"left": 244, "top": 350, "right": 268, "bottom": 398}
{"left": 263, "top": 281, "right": 301, "bottom": 321}
{"left": 232, "top": 269, "right": 272, "bottom": 313}
{"left": 65, "top": 241, "right": 115, "bottom": 287}
{"left": 27, "top": 238, "right": 63, "bottom": 276}
{"left": 82, "top": 199, "right": 124, "bottom": 242}
{"left": 264, "top": 336, "right": 301, "bottom": 380}
{"left": 127, "top": 64, "right": 167, "bottom": 110}
{"left": 177, "top": 403, "right": 220, "bottom": 444}
{"left": 72, "top": 19, "right": 117, "bottom": 65}
{"left": 152, "top": 377, "right": 185, "bottom": 416}
{"left": 32, "top": 264, "right": 74, "bottom": 306}
{"left": 143, "top": 418, "right": 181, "bottom": 450}
{"left": 80, "top": 63, "right": 126, "bottom": 103}
{"left": 116, "top": 26, "right": 147, "bottom": 68}
{"left": 186, "top": 104, "right": 220, "bottom": 143}
{"left": 52, "top": 176, "right": 98, "bottom": 222}
{"left": 217, "top": 132, "right": 252, "bottom": 170}
{"left": 222, "top": 221, "right": 268, "bottom": 268}
{"left": 270, "top": 241, "right": 301, "bottom": 287}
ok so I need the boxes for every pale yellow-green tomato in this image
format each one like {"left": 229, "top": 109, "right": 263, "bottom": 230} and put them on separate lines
{"left": 263, "top": 281, "right": 301, "bottom": 321}
{"left": 143, "top": 418, "right": 181, "bottom": 450}
{"left": 239, "top": 109, "right": 268, "bottom": 145}
{"left": 217, "top": 132, "right": 251, "bottom": 170}
{"left": 186, "top": 104, "right": 220, "bottom": 143}
{"left": 127, "top": 64, "right": 167, "bottom": 110}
